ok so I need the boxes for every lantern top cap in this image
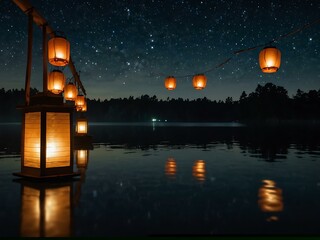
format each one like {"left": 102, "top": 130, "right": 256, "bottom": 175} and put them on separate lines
{"left": 194, "top": 73, "right": 205, "bottom": 76}
{"left": 167, "top": 76, "right": 175, "bottom": 78}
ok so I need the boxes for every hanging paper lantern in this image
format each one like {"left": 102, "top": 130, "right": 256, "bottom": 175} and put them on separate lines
{"left": 75, "top": 95, "right": 85, "bottom": 111}
{"left": 259, "top": 46, "right": 281, "bottom": 73}
{"left": 48, "top": 36, "right": 70, "bottom": 67}
{"left": 81, "top": 100, "right": 87, "bottom": 112}
{"left": 164, "top": 76, "right": 177, "bottom": 90}
{"left": 192, "top": 74, "right": 207, "bottom": 90}
{"left": 64, "top": 83, "right": 78, "bottom": 101}
{"left": 48, "top": 70, "right": 65, "bottom": 94}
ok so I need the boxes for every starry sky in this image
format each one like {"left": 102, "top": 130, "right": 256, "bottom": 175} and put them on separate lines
{"left": 0, "top": 0, "right": 319, "bottom": 101}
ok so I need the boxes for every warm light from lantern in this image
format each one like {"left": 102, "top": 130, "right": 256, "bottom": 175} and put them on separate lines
{"left": 165, "top": 157, "right": 177, "bottom": 177}
{"left": 46, "top": 112, "right": 71, "bottom": 168}
{"left": 76, "top": 118, "right": 88, "bottom": 134}
{"left": 81, "top": 100, "right": 87, "bottom": 112}
{"left": 259, "top": 46, "right": 281, "bottom": 73}
{"left": 164, "top": 76, "right": 177, "bottom": 90}
{"left": 64, "top": 83, "right": 78, "bottom": 101}
{"left": 192, "top": 160, "right": 205, "bottom": 181}
{"left": 48, "top": 36, "right": 70, "bottom": 67}
{"left": 48, "top": 70, "right": 65, "bottom": 94}
{"left": 192, "top": 74, "right": 207, "bottom": 90}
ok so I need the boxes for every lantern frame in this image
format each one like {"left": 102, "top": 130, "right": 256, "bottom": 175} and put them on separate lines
{"left": 76, "top": 117, "right": 88, "bottom": 135}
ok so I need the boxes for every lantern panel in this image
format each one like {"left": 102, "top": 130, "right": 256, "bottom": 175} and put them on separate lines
{"left": 24, "top": 112, "right": 41, "bottom": 168}
{"left": 192, "top": 74, "right": 207, "bottom": 90}
{"left": 46, "top": 112, "right": 70, "bottom": 168}
{"left": 164, "top": 76, "right": 177, "bottom": 90}
{"left": 48, "top": 70, "right": 65, "bottom": 94}
{"left": 76, "top": 119, "right": 88, "bottom": 134}
{"left": 48, "top": 37, "right": 70, "bottom": 67}
{"left": 259, "top": 47, "right": 281, "bottom": 73}
{"left": 64, "top": 83, "right": 78, "bottom": 101}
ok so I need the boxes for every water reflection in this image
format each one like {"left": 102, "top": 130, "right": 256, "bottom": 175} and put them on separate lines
{"left": 192, "top": 160, "right": 206, "bottom": 182}
{"left": 165, "top": 157, "right": 176, "bottom": 178}
{"left": 18, "top": 181, "right": 73, "bottom": 237}
{"left": 258, "top": 179, "right": 283, "bottom": 222}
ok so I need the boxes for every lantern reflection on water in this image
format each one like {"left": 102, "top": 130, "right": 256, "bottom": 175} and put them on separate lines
{"left": 258, "top": 179, "right": 283, "bottom": 221}
{"left": 19, "top": 181, "right": 72, "bottom": 237}
{"left": 165, "top": 157, "right": 177, "bottom": 177}
{"left": 192, "top": 160, "right": 206, "bottom": 181}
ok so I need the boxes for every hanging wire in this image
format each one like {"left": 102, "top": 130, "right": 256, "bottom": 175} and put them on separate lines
{"left": 155, "top": 17, "right": 320, "bottom": 79}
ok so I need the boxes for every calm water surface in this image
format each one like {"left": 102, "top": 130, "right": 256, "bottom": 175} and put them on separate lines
{"left": 0, "top": 123, "right": 320, "bottom": 236}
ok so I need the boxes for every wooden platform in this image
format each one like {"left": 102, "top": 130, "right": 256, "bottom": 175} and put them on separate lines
{"left": 13, "top": 171, "right": 81, "bottom": 181}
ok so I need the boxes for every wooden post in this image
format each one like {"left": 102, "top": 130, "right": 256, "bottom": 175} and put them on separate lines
{"left": 42, "top": 24, "right": 48, "bottom": 92}
{"left": 25, "top": 9, "right": 33, "bottom": 106}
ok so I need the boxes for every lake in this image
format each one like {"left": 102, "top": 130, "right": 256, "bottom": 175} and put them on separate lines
{"left": 0, "top": 122, "right": 320, "bottom": 236}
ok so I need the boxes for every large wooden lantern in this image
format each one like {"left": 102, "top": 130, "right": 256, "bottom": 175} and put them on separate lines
{"left": 75, "top": 95, "right": 86, "bottom": 111}
{"left": 64, "top": 82, "right": 78, "bottom": 101}
{"left": 259, "top": 46, "right": 281, "bottom": 73}
{"left": 164, "top": 76, "right": 177, "bottom": 90}
{"left": 192, "top": 74, "right": 207, "bottom": 90}
{"left": 76, "top": 117, "right": 88, "bottom": 135}
{"left": 48, "top": 70, "right": 65, "bottom": 94}
{"left": 19, "top": 181, "right": 73, "bottom": 237}
{"left": 14, "top": 94, "right": 78, "bottom": 179}
{"left": 192, "top": 160, "right": 206, "bottom": 181}
{"left": 48, "top": 36, "right": 70, "bottom": 67}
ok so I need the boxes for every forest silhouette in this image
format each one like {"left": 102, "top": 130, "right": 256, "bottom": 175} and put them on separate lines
{"left": 1, "top": 82, "right": 320, "bottom": 123}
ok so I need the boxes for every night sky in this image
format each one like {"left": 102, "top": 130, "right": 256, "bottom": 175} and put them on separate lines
{"left": 1, "top": 0, "right": 319, "bottom": 101}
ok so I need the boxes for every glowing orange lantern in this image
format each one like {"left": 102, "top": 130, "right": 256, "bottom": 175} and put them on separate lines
{"left": 259, "top": 46, "right": 281, "bottom": 73}
{"left": 64, "top": 83, "right": 78, "bottom": 101}
{"left": 48, "top": 36, "right": 70, "bottom": 67}
{"left": 75, "top": 95, "right": 85, "bottom": 111}
{"left": 48, "top": 70, "right": 65, "bottom": 94}
{"left": 192, "top": 74, "right": 207, "bottom": 90}
{"left": 192, "top": 160, "right": 206, "bottom": 181}
{"left": 81, "top": 100, "right": 87, "bottom": 112}
{"left": 164, "top": 76, "right": 177, "bottom": 90}
{"left": 76, "top": 117, "right": 88, "bottom": 135}
{"left": 165, "top": 157, "right": 177, "bottom": 177}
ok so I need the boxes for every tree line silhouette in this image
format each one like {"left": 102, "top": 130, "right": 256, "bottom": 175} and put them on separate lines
{"left": 0, "top": 82, "right": 320, "bottom": 123}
